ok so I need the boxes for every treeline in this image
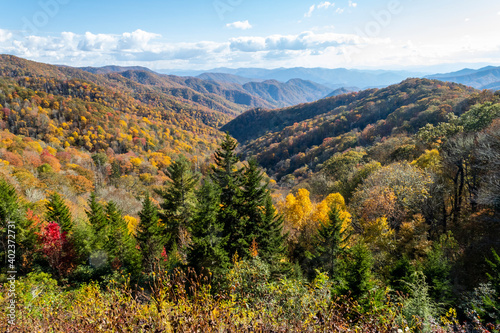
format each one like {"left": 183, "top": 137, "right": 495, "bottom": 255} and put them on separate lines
{"left": 229, "top": 79, "right": 498, "bottom": 181}
{"left": 0, "top": 134, "right": 287, "bottom": 284}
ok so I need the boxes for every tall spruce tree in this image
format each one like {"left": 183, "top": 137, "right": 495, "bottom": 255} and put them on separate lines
{"left": 240, "top": 160, "right": 287, "bottom": 262}
{"left": 45, "top": 192, "right": 73, "bottom": 234}
{"left": 210, "top": 133, "right": 245, "bottom": 258}
{"left": 105, "top": 201, "right": 140, "bottom": 274}
{"left": 137, "top": 194, "right": 165, "bottom": 273}
{"left": 344, "top": 241, "right": 374, "bottom": 299}
{"left": 241, "top": 159, "right": 268, "bottom": 249}
{"left": 156, "top": 156, "right": 199, "bottom": 254}
{"left": 314, "top": 205, "right": 349, "bottom": 279}
{"left": 86, "top": 192, "right": 107, "bottom": 250}
{"left": 258, "top": 193, "right": 287, "bottom": 262}
{"left": 0, "top": 179, "right": 28, "bottom": 273}
{"left": 188, "top": 180, "right": 229, "bottom": 273}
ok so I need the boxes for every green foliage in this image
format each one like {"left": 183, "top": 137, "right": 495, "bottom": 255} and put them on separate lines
{"left": 156, "top": 155, "right": 199, "bottom": 254}
{"left": 399, "top": 271, "right": 442, "bottom": 332}
{"left": 0, "top": 178, "right": 33, "bottom": 275}
{"left": 259, "top": 194, "right": 287, "bottom": 264}
{"left": 85, "top": 192, "right": 107, "bottom": 251}
{"left": 45, "top": 192, "right": 73, "bottom": 233}
{"left": 461, "top": 102, "right": 500, "bottom": 133}
{"left": 419, "top": 235, "right": 455, "bottom": 306}
{"left": 210, "top": 133, "right": 245, "bottom": 258}
{"left": 471, "top": 249, "right": 500, "bottom": 324}
{"left": 104, "top": 201, "right": 140, "bottom": 275}
{"left": 188, "top": 180, "right": 228, "bottom": 274}
{"left": 342, "top": 241, "right": 375, "bottom": 300}
{"left": 136, "top": 194, "right": 164, "bottom": 274}
{"left": 313, "top": 205, "right": 348, "bottom": 282}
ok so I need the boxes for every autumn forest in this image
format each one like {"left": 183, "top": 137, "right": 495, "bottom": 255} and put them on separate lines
{"left": 1, "top": 54, "right": 500, "bottom": 332}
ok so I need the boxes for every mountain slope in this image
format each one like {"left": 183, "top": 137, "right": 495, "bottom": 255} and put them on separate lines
{"left": 193, "top": 67, "right": 424, "bottom": 89}
{"left": 326, "top": 87, "right": 360, "bottom": 97}
{"left": 197, "top": 72, "right": 261, "bottom": 85}
{"left": 0, "top": 55, "right": 229, "bottom": 158}
{"left": 79, "top": 65, "right": 154, "bottom": 75}
{"left": 226, "top": 79, "right": 488, "bottom": 180}
{"left": 241, "top": 79, "right": 332, "bottom": 107}
{"left": 426, "top": 66, "right": 500, "bottom": 90}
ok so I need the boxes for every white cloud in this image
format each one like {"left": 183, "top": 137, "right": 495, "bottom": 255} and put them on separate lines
{"left": 0, "top": 29, "right": 12, "bottom": 42}
{"left": 318, "top": 2, "right": 335, "bottom": 9}
{"left": 348, "top": 0, "right": 357, "bottom": 8}
{"left": 336, "top": 8, "right": 345, "bottom": 14}
{"left": 305, "top": 5, "right": 316, "bottom": 17}
{"left": 226, "top": 20, "right": 253, "bottom": 30}
{"left": 229, "top": 31, "right": 381, "bottom": 53}
{"left": 0, "top": 27, "right": 499, "bottom": 70}
{"left": 465, "top": 18, "right": 470, "bottom": 22}
{"left": 305, "top": 2, "right": 335, "bottom": 17}
{"left": 118, "top": 29, "right": 160, "bottom": 50}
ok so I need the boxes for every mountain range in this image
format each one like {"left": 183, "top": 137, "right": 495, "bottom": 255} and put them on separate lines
{"left": 426, "top": 66, "right": 500, "bottom": 90}
{"left": 163, "top": 67, "right": 425, "bottom": 90}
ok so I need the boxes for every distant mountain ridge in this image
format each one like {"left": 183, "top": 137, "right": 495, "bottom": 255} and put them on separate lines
{"left": 223, "top": 78, "right": 482, "bottom": 179}
{"left": 426, "top": 66, "right": 500, "bottom": 90}
{"left": 79, "top": 65, "right": 154, "bottom": 75}
{"left": 161, "top": 67, "right": 425, "bottom": 90}
{"left": 197, "top": 72, "right": 262, "bottom": 85}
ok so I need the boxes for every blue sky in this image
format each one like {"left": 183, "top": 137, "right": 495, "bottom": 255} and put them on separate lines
{"left": 0, "top": 0, "right": 499, "bottom": 70}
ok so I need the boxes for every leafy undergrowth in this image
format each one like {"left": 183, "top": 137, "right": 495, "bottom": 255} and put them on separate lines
{"left": 1, "top": 268, "right": 498, "bottom": 333}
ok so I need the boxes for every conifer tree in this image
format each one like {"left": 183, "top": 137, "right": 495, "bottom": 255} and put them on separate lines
{"left": 344, "top": 241, "right": 374, "bottom": 299}
{"left": 45, "top": 192, "right": 73, "bottom": 234}
{"left": 241, "top": 159, "right": 268, "bottom": 248}
{"left": 314, "top": 205, "right": 349, "bottom": 279}
{"left": 0, "top": 179, "right": 28, "bottom": 273}
{"left": 105, "top": 201, "right": 140, "bottom": 274}
{"left": 137, "top": 194, "right": 164, "bottom": 273}
{"left": 156, "top": 156, "right": 199, "bottom": 254}
{"left": 210, "top": 133, "right": 245, "bottom": 258}
{"left": 188, "top": 180, "right": 228, "bottom": 273}
{"left": 86, "top": 192, "right": 107, "bottom": 250}
{"left": 258, "top": 193, "right": 287, "bottom": 262}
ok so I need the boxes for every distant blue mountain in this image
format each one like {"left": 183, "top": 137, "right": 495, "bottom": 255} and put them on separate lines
{"left": 426, "top": 66, "right": 500, "bottom": 90}
{"left": 159, "top": 67, "right": 425, "bottom": 90}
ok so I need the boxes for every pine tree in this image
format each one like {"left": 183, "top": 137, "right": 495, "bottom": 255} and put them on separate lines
{"left": 314, "top": 205, "right": 349, "bottom": 279}
{"left": 105, "top": 201, "right": 140, "bottom": 274}
{"left": 188, "top": 180, "right": 228, "bottom": 273}
{"left": 156, "top": 156, "right": 199, "bottom": 254}
{"left": 137, "top": 194, "right": 165, "bottom": 273}
{"left": 258, "top": 193, "right": 287, "bottom": 262}
{"left": 86, "top": 192, "right": 107, "bottom": 250}
{"left": 241, "top": 159, "right": 268, "bottom": 252}
{"left": 344, "top": 241, "right": 374, "bottom": 299}
{"left": 0, "top": 179, "right": 28, "bottom": 273}
{"left": 45, "top": 192, "right": 73, "bottom": 234}
{"left": 210, "top": 133, "right": 245, "bottom": 258}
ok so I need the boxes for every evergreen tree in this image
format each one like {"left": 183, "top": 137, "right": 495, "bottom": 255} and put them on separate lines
{"left": 343, "top": 241, "right": 375, "bottom": 299}
{"left": 240, "top": 159, "right": 268, "bottom": 252}
{"left": 210, "top": 133, "right": 245, "bottom": 258}
{"left": 156, "top": 156, "right": 199, "bottom": 254}
{"left": 314, "top": 205, "right": 348, "bottom": 280}
{"left": 0, "top": 179, "right": 28, "bottom": 273}
{"left": 188, "top": 180, "right": 229, "bottom": 273}
{"left": 86, "top": 192, "right": 107, "bottom": 250}
{"left": 105, "top": 201, "right": 140, "bottom": 274}
{"left": 45, "top": 192, "right": 73, "bottom": 234}
{"left": 257, "top": 193, "right": 287, "bottom": 262}
{"left": 137, "top": 194, "right": 165, "bottom": 273}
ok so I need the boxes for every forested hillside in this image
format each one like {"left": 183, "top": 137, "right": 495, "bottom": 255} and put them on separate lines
{"left": 1, "top": 56, "right": 500, "bottom": 332}
{"left": 226, "top": 79, "right": 491, "bottom": 180}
